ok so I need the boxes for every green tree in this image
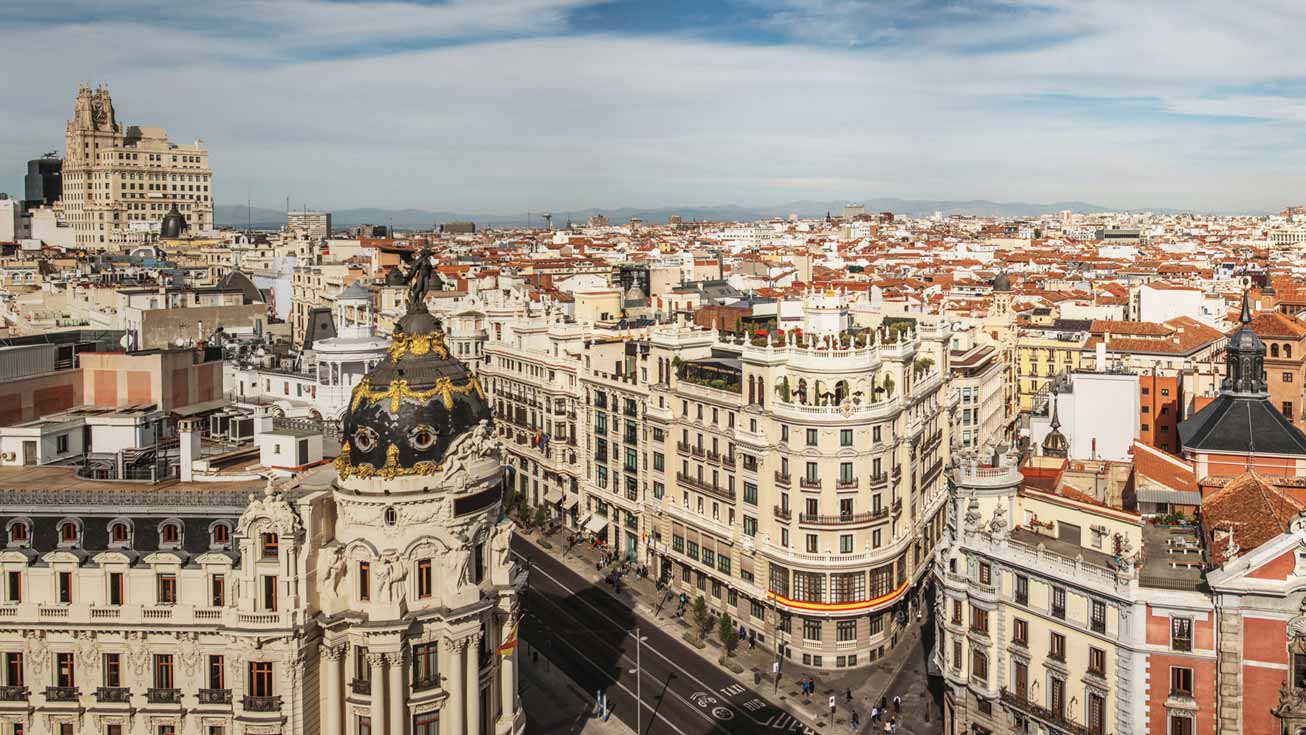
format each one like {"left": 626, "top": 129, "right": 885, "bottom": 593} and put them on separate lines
{"left": 717, "top": 612, "right": 735, "bottom": 655}
{"left": 517, "top": 496, "right": 529, "bottom": 523}
{"left": 533, "top": 505, "right": 549, "bottom": 529}
{"left": 692, "top": 595, "right": 711, "bottom": 640}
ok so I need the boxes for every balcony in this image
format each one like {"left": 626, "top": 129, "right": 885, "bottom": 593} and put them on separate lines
{"left": 676, "top": 442, "right": 690, "bottom": 454}
{"left": 95, "top": 687, "right": 130, "bottom": 704}
{"left": 798, "top": 509, "right": 888, "bottom": 527}
{"left": 774, "top": 472, "right": 791, "bottom": 487}
{"left": 799, "top": 477, "right": 821, "bottom": 490}
{"left": 0, "top": 686, "right": 28, "bottom": 702}
{"left": 351, "top": 678, "right": 371, "bottom": 696}
{"left": 705, "top": 450, "right": 721, "bottom": 463}
{"left": 675, "top": 473, "right": 736, "bottom": 502}
{"left": 741, "top": 456, "right": 756, "bottom": 472}
{"left": 1000, "top": 688, "right": 1088, "bottom": 735}
{"left": 243, "top": 695, "right": 282, "bottom": 712}
{"left": 1051, "top": 604, "right": 1066, "bottom": 620}
{"left": 774, "top": 505, "right": 792, "bottom": 521}
{"left": 198, "top": 688, "right": 232, "bottom": 705}
{"left": 869, "top": 473, "right": 889, "bottom": 488}
{"left": 721, "top": 455, "right": 735, "bottom": 469}
{"left": 891, "top": 498, "right": 903, "bottom": 516}
{"left": 836, "top": 478, "right": 859, "bottom": 490}
{"left": 45, "top": 687, "right": 78, "bottom": 702}
{"left": 148, "top": 688, "right": 182, "bottom": 705}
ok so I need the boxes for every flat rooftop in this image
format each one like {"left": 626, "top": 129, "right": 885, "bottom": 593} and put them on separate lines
{"left": 1140, "top": 524, "right": 1207, "bottom": 592}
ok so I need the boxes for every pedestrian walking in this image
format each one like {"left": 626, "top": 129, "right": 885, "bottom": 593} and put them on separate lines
{"left": 883, "top": 718, "right": 892, "bottom": 734}
{"left": 870, "top": 706, "right": 879, "bottom": 723}
{"left": 828, "top": 695, "right": 836, "bottom": 718}
{"left": 893, "top": 695, "right": 901, "bottom": 713}
{"left": 846, "top": 688, "right": 853, "bottom": 703}
{"left": 851, "top": 711, "right": 860, "bottom": 729}
{"left": 880, "top": 696, "right": 887, "bottom": 711}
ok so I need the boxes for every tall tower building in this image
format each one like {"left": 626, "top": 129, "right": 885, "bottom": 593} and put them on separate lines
{"left": 62, "top": 84, "right": 213, "bottom": 248}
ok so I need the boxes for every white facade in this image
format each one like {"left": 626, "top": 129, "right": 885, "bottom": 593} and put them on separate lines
{"left": 1030, "top": 371, "right": 1140, "bottom": 462}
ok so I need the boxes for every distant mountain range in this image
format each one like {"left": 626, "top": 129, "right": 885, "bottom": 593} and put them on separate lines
{"left": 215, "top": 198, "right": 1198, "bottom": 230}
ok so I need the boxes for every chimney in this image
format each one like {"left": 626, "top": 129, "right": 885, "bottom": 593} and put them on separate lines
{"left": 178, "top": 417, "right": 201, "bottom": 482}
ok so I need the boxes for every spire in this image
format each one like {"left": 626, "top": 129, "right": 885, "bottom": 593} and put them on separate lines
{"left": 1223, "top": 288, "right": 1268, "bottom": 396}
{"left": 1239, "top": 287, "right": 1252, "bottom": 325}
{"left": 1049, "top": 386, "right": 1062, "bottom": 431}
{"left": 1042, "top": 384, "right": 1069, "bottom": 458}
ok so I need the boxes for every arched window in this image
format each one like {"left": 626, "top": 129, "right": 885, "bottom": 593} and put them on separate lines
{"left": 211, "top": 523, "right": 230, "bottom": 547}
{"left": 7, "top": 520, "right": 28, "bottom": 545}
{"left": 58, "top": 520, "right": 80, "bottom": 546}
{"left": 160, "top": 521, "right": 181, "bottom": 546}
{"left": 111, "top": 521, "right": 130, "bottom": 544}
{"left": 1273, "top": 344, "right": 1281, "bottom": 358}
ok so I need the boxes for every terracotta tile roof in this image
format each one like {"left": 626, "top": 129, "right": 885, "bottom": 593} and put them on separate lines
{"left": 1131, "top": 440, "right": 1197, "bottom": 493}
{"left": 1201, "top": 470, "right": 1302, "bottom": 565}
{"left": 1244, "top": 310, "right": 1306, "bottom": 339}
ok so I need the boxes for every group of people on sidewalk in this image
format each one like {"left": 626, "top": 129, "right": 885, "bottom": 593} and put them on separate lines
{"left": 828, "top": 689, "right": 902, "bottom": 734}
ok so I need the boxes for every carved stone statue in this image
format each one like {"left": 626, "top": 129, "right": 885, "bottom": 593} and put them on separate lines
{"left": 377, "top": 553, "right": 407, "bottom": 603}
{"left": 407, "top": 250, "right": 436, "bottom": 309}
{"left": 1288, "top": 598, "right": 1306, "bottom": 640}
{"left": 320, "top": 545, "right": 347, "bottom": 593}
{"left": 963, "top": 498, "right": 982, "bottom": 533}
{"left": 989, "top": 504, "right": 1009, "bottom": 538}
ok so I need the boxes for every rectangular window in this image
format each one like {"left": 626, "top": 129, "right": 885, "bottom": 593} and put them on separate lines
{"left": 1171, "top": 618, "right": 1192, "bottom": 652}
{"left": 805, "top": 534, "right": 817, "bottom": 553}
{"left": 978, "top": 562, "right": 991, "bottom": 585}
{"left": 1090, "top": 599, "right": 1106, "bottom": 633}
{"left": 802, "top": 619, "right": 822, "bottom": 641}
{"left": 1170, "top": 666, "right": 1193, "bottom": 696}
{"left": 1089, "top": 647, "right": 1106, "bottom": 676}
{"left": 156, "top": 574, "right": 177, "bottom": 605}
{"left": 1088, "top": 692, "right": 1105, "bottom": 735}
{"left": 687, "top": 541, "right": 699, "bottom": 560}
{"left": 1169, "top": 716, "right": 1193, "bottom": 735}
{"left": 1013, "top": 618, "right": 1028, "bottom": 645}
{"left": 208, "top": 655, "right": 225, "bottom": 689}
{"left": 56, "top": 652, "right": 74, "bottom": 688}
{"left": 768, "top": 564, "right": 790, "bottom": 598}
{"left": 417, "top": 560, "right": 432, "bottom": 598}
{"left": 831, "top": 572, "right": 866, "bottom": 603}
{"left": 839, "top": 535, "right": 853, "bottom": 554}
{"left": 262, "top": 576, "right": 278, "bottom": 612}
{"left": 1013, "top": 660, "right": 1027, "bottom": 698}
{"left": 358, "top": 562, "right": 371, "bottom": 601}
{"left": 4, "top": 653, "right": 21, "bottom": 687}
{"left": 103, "top": 653, "right": 120, "bottom": 687}
{"left": 792, "top": 571, "right": 824, "bottom": 602}
{"left": 1051, "top": 586, "right": 1066, "bottom": 618}
{"left": 260, "top": 533, "right": 278, "bottom": 559}
{"left": 412, "top": 643, "right": 438, "bottom": 685}
{"left": 1050, "top": 631, "right": 1066, "bottom": 661}
{"left": 109, "top": 572, "right": 124, "bottom": 606}
{"left": 248, "top": 662, "right": 274, "bottom": 698}
{"left": 154, "top": 654, "right": 174, "bottom": 689}
{"left": 971, "top": 650, "right": 987, "bottom": 683}
{"left": 837, "top": 620, "right": 856, "bottom": 642}
{"left": 743, "top": 516, "right": 757, "bottom": 537}
{"left": 743, "top": 482, "right": 757, "bottom": 505}
{"left": 805, "top": 428, "right": 817, "bottom": 446}
{"left": 1015, "top": 574, "right": 1028, "bottom": 605}
{"left": 58, "top": 572, "right": 73, "bottom": 604}
{"left": 971, "top": 608, "right": 989, "bottom": 634}
{"left": 210, "top": 575, "right": 224, "bottom": 607}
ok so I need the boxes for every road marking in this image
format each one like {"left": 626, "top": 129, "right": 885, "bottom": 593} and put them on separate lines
{"left": 742, "top": 698, "right": 766, "bottom": 711}
{"left": 529, "top": 609, "right": 697, "bottom": 735}
{"left": 526, "top": 583, "right": 728, "bottom": 735}
{"left": 720, "top": 683, "right": 745, "bottom": 696}
{"left": 764, "top": 713, "right": 816, "bottom": 733}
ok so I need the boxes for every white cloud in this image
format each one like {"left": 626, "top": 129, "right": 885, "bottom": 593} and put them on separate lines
{"left": 3, "top": 0, "right": 1306, "bottom": 213}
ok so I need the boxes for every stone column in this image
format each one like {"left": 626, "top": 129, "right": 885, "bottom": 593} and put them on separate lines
{"left": 465, "top": 637, "right": 480, "bottom": 735}
{"left": 446, "top": 640, "right": 465, "bottom": 735}
{"left": 499, "top": 640, "right": 514, "bottom": 725}
{"left": 369, "top": 652, "right": 388, "bottom": 735}
{"left": 388, "top": 651, "right": 406, "bottom": 735}
{"left": 322, "top": 644, "right": 345, "bottom": 735}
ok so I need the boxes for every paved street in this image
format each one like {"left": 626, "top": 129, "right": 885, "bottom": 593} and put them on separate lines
{"left": 516, "top": 535, "right": 824, "bottom": 735}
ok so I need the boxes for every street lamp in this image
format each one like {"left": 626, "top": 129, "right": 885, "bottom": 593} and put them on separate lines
{"left": 627, "top": 628, "right": 650, "bottom": 735}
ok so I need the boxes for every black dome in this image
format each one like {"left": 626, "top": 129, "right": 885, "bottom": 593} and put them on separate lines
{"left": 336, "top": 314, "right": 490, "bottom": 480}
{"left": 385, "top": 266, "right": 406, "bottom": 286}
{"left": 992, "top": 270, "right": 1011, "bottom": 292}
{"left": 160, "top": 204, "right": 188, "bottom": 238}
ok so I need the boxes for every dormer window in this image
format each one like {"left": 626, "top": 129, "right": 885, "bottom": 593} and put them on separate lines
{"left": 160, "top": 521, "right": 182, "bottom": 548}
{"left": 58, "top": 520, "right": 81, "bottom": 547}
{"left": 7, "top": 520, "right": 28, "bottom": 546}
{"left": 110, "top": 520, "right": 131, "bottom": 547}
{"left": 211, "top": 523, "right": 231, "bottom": 548}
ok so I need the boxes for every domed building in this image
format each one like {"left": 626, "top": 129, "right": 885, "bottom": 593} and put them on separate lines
{"left": 160, "top": 203, "right": 188, "bottom": 239}
{"left": 321, "top": 282, "right": 525, "bottom": 735}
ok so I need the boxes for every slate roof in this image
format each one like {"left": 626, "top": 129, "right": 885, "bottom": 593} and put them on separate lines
{"left": 0, "top": 514, "right": 239, "bottom": 567}
{"left": 1178, "top": 393, "right": 1306, "bottom": 456}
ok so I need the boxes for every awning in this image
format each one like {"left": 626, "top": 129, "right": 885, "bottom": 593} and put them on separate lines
{"left": 1135, "top": 488, "right": 1201, "bottom": 505}
{"left": 543, "top": 488, "right": 562, "bottom": 505}
{"left": 563, "top": 496, "right": 580, "bottom": 511}
{"left": 584, "top": 515, "right": 609, "bottom": 535}
{"left": 171, "top": 398, "right": 230, "bottom": 417}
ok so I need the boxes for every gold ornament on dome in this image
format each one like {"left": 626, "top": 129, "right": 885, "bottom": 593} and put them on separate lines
{"left": 335, "top": 441, "right": 443, "bottom": 480}
{"left": 349, "top": 374, "right": 485, "bottom": 414}
{"left": 387, "top": 331, "right": 450, "bottom": 361}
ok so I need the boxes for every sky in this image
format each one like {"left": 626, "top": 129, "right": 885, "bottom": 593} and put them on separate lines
{"left": 4, "top": 0, "right": 1306, "bottom": 214}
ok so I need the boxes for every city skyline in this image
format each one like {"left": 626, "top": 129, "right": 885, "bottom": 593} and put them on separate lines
{"left": 4, "top": 0, "right": 1306, "bottom": 214}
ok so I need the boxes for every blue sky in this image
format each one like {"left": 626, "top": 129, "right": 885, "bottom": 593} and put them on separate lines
{"left": 4, "top": 0, "right": 1306, "bottom": 213}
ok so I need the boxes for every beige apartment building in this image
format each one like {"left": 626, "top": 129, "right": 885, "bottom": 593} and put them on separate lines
{"left": 62, "top": 85, "right": 213, "bottom": 247}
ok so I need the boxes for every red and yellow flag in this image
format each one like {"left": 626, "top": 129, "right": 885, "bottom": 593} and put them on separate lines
{"left": 496, "top": 622, "right": 519, "bottom": 656}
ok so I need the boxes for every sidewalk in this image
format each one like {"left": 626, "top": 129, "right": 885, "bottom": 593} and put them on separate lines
{"left": 522, "top": 526, "right": 927, "bottom": 733}
{"left": 520, "top": 636, "right": 636, "bottom": 735}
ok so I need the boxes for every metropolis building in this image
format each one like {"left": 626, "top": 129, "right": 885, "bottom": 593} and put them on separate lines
{"left": 0, "top": 276, "right": 523, "bottom": 735}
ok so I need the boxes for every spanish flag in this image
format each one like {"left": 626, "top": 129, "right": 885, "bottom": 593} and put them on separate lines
{"left": 496, "top": 622, "right": 519, "bottom": 657}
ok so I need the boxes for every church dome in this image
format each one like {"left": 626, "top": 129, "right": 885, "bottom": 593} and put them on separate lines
{"left": 160, "top": 204, "right": 188, "bottom": 238}
{"left": 336, "top": 307, "right": 490, "bottom": 480}
{"left": 385, "top": 266, "right": 406, "bottom": 287}
{"left": 992, "top": 270, "right": 1012, "bottom": 293}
